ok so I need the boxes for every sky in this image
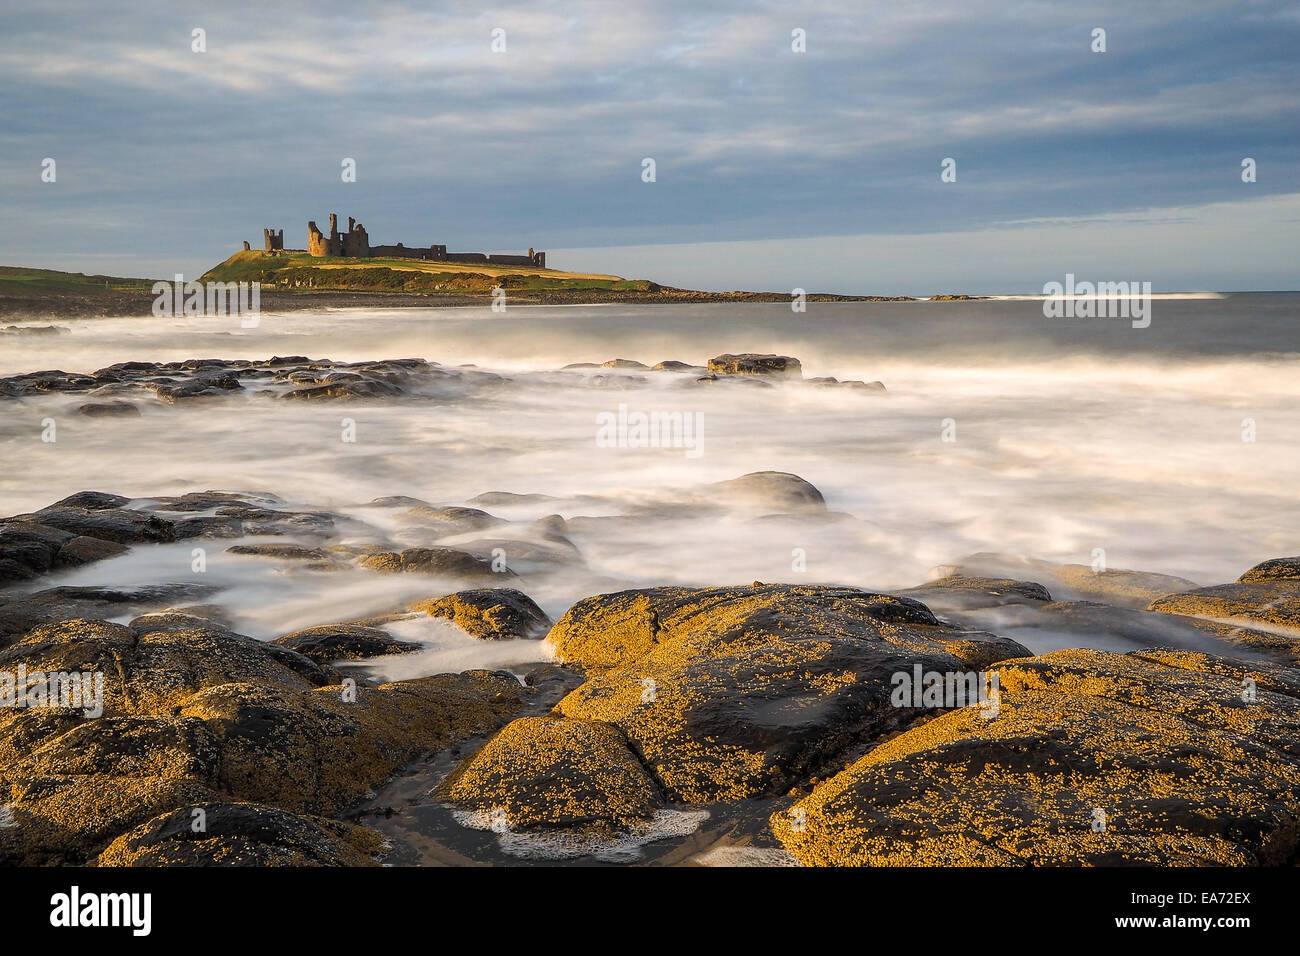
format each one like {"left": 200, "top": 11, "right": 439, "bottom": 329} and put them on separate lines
{"left": 1, "top": 0, "right": 1297, "bottom": 294}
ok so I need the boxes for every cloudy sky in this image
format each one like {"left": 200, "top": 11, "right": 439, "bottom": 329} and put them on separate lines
{"left": 1, "top": 0, "right": 1296, "bottom": 293}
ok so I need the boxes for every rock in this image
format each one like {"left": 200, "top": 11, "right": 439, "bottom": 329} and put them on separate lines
{"left": 548, "top": 584, "right": 1031, "bottom": 801}
{"left": 0, "top": 585, "right": 216, "bottom": 642}
{"left": 0, "top": 612, "right": 526, "bottom": 863}
{"left": 600, "top": 359, "right": 650, "bottom": 369}
{"left": 77, "top": 401, "right": 141, "bottom": 417}
{"left": 652, "top": 360, "right": 706, "bottom": 372}
{"left": 1239, "top": 557, "right": 1300, "bottom": 583}
{"left": 15, "top": 505, "right": 173, "bottom": 544}
{"left": 0, "top": 775, "right": 219, "bottom": 866}
{"left": 0, "top": 514, "right": 130, "bottom": 586}
{"left": 711, "top": 471, "right": 826, "bottom": 513}
{"left": 401, "top": 506, "right": 506, "bottom": 534}
{"left": 358, "top": 547, "right": 505, "bottom": 580}
{"left": 467, "top": 492, "right": 557, "bottom": 507}
{"left": 275, "top": 624, "right": 420, "bottom": 662}
{"left": 437, "top": 716, "right": 661, "bottom": 830}
{"left": 367, "top": 495, "right": 434, "bottom": 509}
{"left": 97, "top": 802, "right": 384, "bottom": 866}
{"left": 226, "top": 543, "right": 334, "bottom": 562}
{"left": 411, "top": 588, "right": 551, "bottom": 640}
{"left": 953, "top": 553, "right": 1200, "bottom": 609}
{"left": 773, "top": 648, "right": 1300, "bottom": 866}
{"left": 904, "top": 575, "right": 1053, "bottom": 606}
{"left": 56, "top": 535, "right": 130, "bottom": 566}
{"left": 280, "top": 378, "right": 403, "bottom": 401}
{"left": 177, "top": 671, "right": 523, "bottom": 814}
{"left": 707, "top": 353, "right": 803, "bottom": 377}
{"left": 48, "top": 491, "right": 132, "bottom": 511}
{"left": 1150, "top": 579, "right": 1300, "bottom": 630}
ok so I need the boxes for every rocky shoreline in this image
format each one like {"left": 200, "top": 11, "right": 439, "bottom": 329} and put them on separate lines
{"left": 2, "top": 473, "right": 1298, "bottom": 866}
{"left": 2, "top": 348, "right": 1297, "bottom": 866}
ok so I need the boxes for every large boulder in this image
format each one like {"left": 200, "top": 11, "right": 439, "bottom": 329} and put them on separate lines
{"left": 437, "top": 716, "right": 661, "bottom": 830}
{"left": 772, "top": 648, "right": 1300, "bottom": 866}
{"left": 547, "top": 584, "right": 1030, "bottom": 802}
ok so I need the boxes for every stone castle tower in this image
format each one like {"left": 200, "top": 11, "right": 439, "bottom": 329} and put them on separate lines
{"left": 258, "top": 212, "right": 546, "bottom": 267}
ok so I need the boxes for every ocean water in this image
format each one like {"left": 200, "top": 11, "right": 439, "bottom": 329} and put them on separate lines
{"left": 1, "top": 294, "right": 1296, "bottom": 667}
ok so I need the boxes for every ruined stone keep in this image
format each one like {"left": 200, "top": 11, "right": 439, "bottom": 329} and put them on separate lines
{"left": 282, "top": 212, "right": 545, "bottom": 268}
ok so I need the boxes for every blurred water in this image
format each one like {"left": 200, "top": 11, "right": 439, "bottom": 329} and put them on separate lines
{"left": 1, "top": 296, "right": 1296, "bottom": 657}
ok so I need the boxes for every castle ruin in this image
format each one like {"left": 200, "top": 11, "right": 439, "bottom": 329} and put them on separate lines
{"left": 278, "top": 212, "right": 545, "bottom": 268}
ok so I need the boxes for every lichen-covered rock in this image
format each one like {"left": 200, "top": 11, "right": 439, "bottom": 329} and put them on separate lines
{"left": 437, "top": 716, "right": 661, "bottom": 829}
{"left": 1149, "top": 571, "right": 1300, "bottom": 630}
{"left": 0, "top": 618, "right": 330, "bottom": 715}
{"left": 1239, "top": 557, "right": 1300, "bottom": 583}
{"left": 177, "top": 671, "right": 525, "bottom": 815}
{"left": 96, "top": 802, "right": 383, "bottom": 866}
{"left": 412, "top": 588, "right": 550, "bottom": 640}
{"left": 0, "top": 615, "right": 525, "bottom": 864}
{"left": 275, "top": 624, "right": 420, "bottom": 662}
{"left": 707, "top": 353, "right": 802, "bottom": 377}
{"left": 0, "top": 775, "right": 219, "bottom": 866}
{"left": 772, "top": 648, "right": 1300, "bottom": 866}
{"left": 359, "top": 547, "right": 505, "bottom": 580}
{"left": 549, "top": 584, "right": 1030, "bottom": 801}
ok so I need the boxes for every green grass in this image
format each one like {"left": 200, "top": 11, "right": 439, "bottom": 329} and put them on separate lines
{"left": 200, "top": 250, "right": 656, "bottom": 294}
{"left": 0, "top": 266, "right": 154, "bottom": 293}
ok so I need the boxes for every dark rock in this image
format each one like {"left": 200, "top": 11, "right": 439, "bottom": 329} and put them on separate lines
{"left": 707, "top": 353, "right": 803, "bottom": 377}
{"left": 97, "top": 802, "right": 384, "bottom": 866}
{"left": 77, "top": 401, "right": 141, "bottom": 417}
{"left": 359, "top": 547, "right": 506, "bottom": 581}
{"left": 712, "top": 471, "right": 827, "bottom": 513}
{"left": 275, "top": 624, "right": 420, "bottom": 662}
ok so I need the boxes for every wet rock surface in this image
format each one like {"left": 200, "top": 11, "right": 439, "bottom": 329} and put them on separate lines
{"left": 3, "top": 473, "right": 1298, "bottom": 867}
{"left": 412, "top": 588, "right": 551, "bottom": 640}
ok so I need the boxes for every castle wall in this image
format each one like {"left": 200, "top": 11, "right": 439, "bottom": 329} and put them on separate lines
{"left": 306, "top": 221, "right": 330, "bottom": 257}
{"left": 304, "top": 213, "right": 543, "bottom": 267}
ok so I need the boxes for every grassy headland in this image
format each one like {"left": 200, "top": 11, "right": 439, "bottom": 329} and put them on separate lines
{"left": 0, "top": 250, "right": 959, "bottom": 319}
